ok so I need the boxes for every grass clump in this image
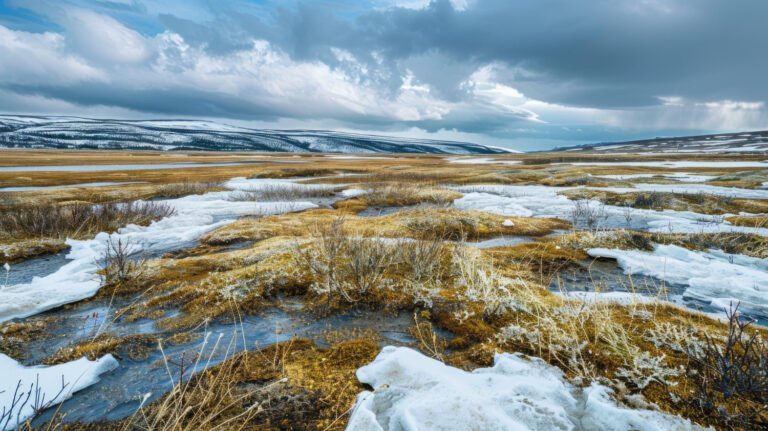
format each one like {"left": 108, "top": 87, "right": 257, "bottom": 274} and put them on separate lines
{"left": 725, "top": 215, "right": 768, "bottom": 228}
{"left": 684, "top": 305, "right": 768, "bottom": 428}
{"left": 359, "top": 183, "right": 461, "bottom": 207}
{"left": 153, "top": 181, "right": 225, "bottom": 199}
{"left": 0, "top": 201, "right": 174, "bottom": 240}
{"left": 229, "top": 184, "right": 338, "bottom": 202}
{"left": 561, "top": 188, "right": 768, "bottom": 215}
{"left": 45, "top": 333, "right": 158, "bottom": 364}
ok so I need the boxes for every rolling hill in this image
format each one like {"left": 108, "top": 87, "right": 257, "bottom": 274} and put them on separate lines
{"left": 0, "top": 116, "right": 512, "bottom": 155}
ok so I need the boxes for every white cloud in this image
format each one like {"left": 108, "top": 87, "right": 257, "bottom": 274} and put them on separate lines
{"left": 60, "top": 8, "right": 150, "bottom": 65}
{"left": 381, "top": 0, "right": 472, "bottom": 11}
{"left": 0, "top": 25, "right": 105, "bottom": 84}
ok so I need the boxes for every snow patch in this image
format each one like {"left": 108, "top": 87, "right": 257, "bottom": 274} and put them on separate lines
{"left": 0, "top": 354, "right": 118, "bottom": 430}
{"left": 559, "top": 161, "right": 768, "bottom": 168}
{"left": 446, "top": 157, "right": 522, "bottom": 165}
{"left": 452, "top": 185, "right": 768, "bottom": 236}
{"left": 588, "top": 245, "right": 768, "bottom": 318}
{"left": 347, "top": 346, "right": 706, "bottom": 431}
{"left": 341, "top": 188, "right": 368, "bottom": 198}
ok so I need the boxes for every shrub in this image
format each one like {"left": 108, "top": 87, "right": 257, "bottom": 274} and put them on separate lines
{"left": 0, "top": 201, "right": 174, "bottom": 240}
{"left": 228, "top": 184, "right": 337, "bottom": 201}
{"left": 569, "top": 200, "right": 607, "bottom": 230}
{"left": 685, "top": 304, "right": 768, "bottom": 427}
{"left": 154, "top": 181, "right": 223, "bottom": 199}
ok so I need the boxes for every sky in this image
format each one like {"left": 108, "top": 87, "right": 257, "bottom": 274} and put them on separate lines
{"left": 0, "top": 0, "right": 766, "bottom": 151}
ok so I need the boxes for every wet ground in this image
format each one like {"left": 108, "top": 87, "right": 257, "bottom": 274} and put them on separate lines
{"left": 28, "top": 295, "right": 420, "bottom": 425}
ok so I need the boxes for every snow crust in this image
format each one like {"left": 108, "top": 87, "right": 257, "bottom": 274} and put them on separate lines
{"left": 596, "top": 173, "right": 716, "bottom": 182}
{"left": 347, "top": 346, "right": 707, "bottom": 431}
{"left": 446, "top": 157, "right": 522, "bottom": 165}
{"left": 452, "top": 185, "right": 768, "bottom": 235}
{"left": 0, "top": 178, "right": 318, "bottom": 323}
{"left": 588, "top": 245, "right": 768, "bottom": 318}
{"left": 604, "top": 183, "right": 768, "bottom": 200}
{"left": 559, "top": 161, "right": 768, "bottom": 168}
{"left": 0, "top": 354, "right": 118, "bottom": 429}
{"left": 340, "top": 188, "right": 368, "bottom": 198}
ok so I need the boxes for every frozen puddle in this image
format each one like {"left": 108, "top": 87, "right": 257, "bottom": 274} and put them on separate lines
{"left": 348, "top": 346, "right": 705, "bottom": 431}
{"left": 452, "top": 185, "right": 768, "bottom": 235}
{"left": 589, "top": 245, "right": 768, "bottom": 319}
{"left": 0, "top": 354, "right": 118, "bottom": 430}
{"left": 0, "top": 177, "right": 327, "bottom": 323}
{"left": 0, "top": 182, "right": 145, "bottom": 192}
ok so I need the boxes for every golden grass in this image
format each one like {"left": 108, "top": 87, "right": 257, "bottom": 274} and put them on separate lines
{"left": 202, "top": 207, "right": 569, "bottom": 246}
{"left": 726, "top": 214, "right": 768, "bottom": 228}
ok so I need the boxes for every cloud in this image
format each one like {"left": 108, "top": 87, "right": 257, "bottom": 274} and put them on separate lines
{"left": 0, "top": 0, "right": 766, "bottom": 151}
{"left": 0, "top": 25, "right": 105, "bottom": 85}
{"left": 60, "top": 8, "right": 150, "bottom": 64}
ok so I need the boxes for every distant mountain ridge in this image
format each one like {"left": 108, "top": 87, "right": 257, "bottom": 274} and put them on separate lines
{"left": 554, "top": 130, "right": 768, "bottom": 153}
{"left": 0, "top": 115, "right": 512, "bottom": 155}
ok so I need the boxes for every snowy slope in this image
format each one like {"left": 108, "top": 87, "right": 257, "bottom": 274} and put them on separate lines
{"left": 0, "top": 116, "right": 510, "bottom": 155}
{"left": 555, "top": 130, "right": 768, "bottom": 153}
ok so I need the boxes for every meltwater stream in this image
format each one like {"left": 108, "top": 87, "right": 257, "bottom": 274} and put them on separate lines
{"left": 27, "top": 297, "right": 418, "bottom": 425}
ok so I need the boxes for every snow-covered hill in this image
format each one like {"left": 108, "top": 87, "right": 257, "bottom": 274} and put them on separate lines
{"left": 0, "top": 116, "right": 511, "bottom": 155}
{"left": 555, "top": 130, "right": 768, "bottom": 153}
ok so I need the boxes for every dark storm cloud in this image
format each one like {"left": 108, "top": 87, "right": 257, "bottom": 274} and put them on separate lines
{"left": 152, "top": 0, "right": 768, "bottom": 108}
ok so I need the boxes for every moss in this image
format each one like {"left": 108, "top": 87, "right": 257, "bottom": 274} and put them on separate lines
{"left": 0, "top": 238, "right": 69, "bottom": 263}
{"left": 46, "top": 333, "right": 158, "bottom": 364}
{"left": 0, "top": 320, "right": 49, "bottom": 360}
